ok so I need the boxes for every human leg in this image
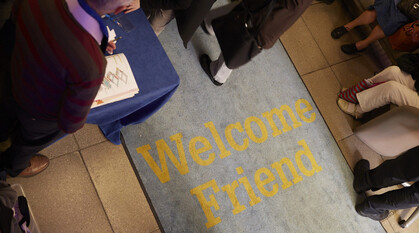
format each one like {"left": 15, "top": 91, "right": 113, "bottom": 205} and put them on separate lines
{"left": 0, "top": 17, "right": 15, "bottom": 143}
{"left": 355, "top": 24, "right": 385, "bottom": 50}
{"left": 0, "top": 106, "right": 66, "bottom": 177}
{"left": 356, "top": 183, "right": 419, "bottom": 220}
{"left": 339, "top": 79, "right": 372, "bottom": 104}
{"left": 345, "top": 9, "right": 377, "bottom": 31}
{"left": 367, "top": 66, "right": 416, "bottom": 89}
{"left": 148, "top": 9, "right": 175, "bottom": 36}
{"left": 353, "top": 147, "right": 419, "bottom": 220}
{"left": 354, "top": 146, "right": 419, "bottom": 193}
{"left": 340, "top": 23, "right": 385, "bottom": 54}
{"left": 370, "top": 146, "right": 419, "bottom": 188}
{"left": 331, "top": 9, "right": 376, "bottom": 39}
{"left": 203, "top": 2, "right": 239, "bottom": 36}
{"left": 210, "top": 53, "right": 233, "bottom": 84}
{"left": 357, "top": 81, "right": 419, "bottom": 112}
{"left": 199, "top": 53, "right": 233, "bottom": 86}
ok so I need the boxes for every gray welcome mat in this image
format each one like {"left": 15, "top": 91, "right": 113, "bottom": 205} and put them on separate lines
{"left": 121, "top": 7, "right": 385, "bottom": 233}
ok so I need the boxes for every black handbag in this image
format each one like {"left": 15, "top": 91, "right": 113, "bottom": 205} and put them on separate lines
{"left": 397, "top": 0, "right": 419, "bottom": 21}
{"left": 212, "top": 1, "right": 276, "bottom": 69}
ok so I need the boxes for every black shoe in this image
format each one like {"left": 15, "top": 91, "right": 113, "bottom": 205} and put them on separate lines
{"left": 199, "top": 54, "right": 223, "bottom": 86}
{"left": 331, "top": 26, "right": 348, "bottom": 39}
{"left": 341, "top": 43, "right": 366, "bottom": 55}
{"left": 353, "top": 159, "right": 371, "bottom": 193}
{"left": 355, "top": 201, "right": 389, "bottom": 221}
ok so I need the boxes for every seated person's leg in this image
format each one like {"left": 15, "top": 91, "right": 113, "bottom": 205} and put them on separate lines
{"left": 357, "top": 81, "right": 419, "bottom": 112}
{"left": 355, "top": 24, "right": 385, "bottom": 50}
{"left": 370, "top": 146, "right": 419, "bottom": 189}
{"left": 354, "top": 146, "right": 419, "bottom": 193}
{"left": 356, "top": 183, "right": 419, "bottom": 221}
{"left": 367, "top": 66, "right": 416, "bottom": 89}
{"left": 354, "top": 147, "right": 419, "bottom": 220}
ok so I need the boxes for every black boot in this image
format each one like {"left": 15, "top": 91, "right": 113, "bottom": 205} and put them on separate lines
{"left": 355, "top": 197, "right": 389, "bottom": 221}
{"left": 353, "top": 159, "right": 372, "bottom": 193}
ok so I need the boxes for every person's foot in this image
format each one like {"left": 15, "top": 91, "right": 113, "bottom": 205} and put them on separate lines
{"left": 18, "top": 154, "right": 49, "bottom": 177}
{"left": 341, "top": 43, "right": 366, "bottom": 54}
{"left": 337, "top": 98, "right": 364, "bottom": 119}
{"left": 355, "top": 200, "right": 389, "bottom": 221}
{"left": 199, "top": 54, "right": 223, "bottom": 86}
{"left": 331, "top": 26, "right": 348, "bottom": 39}
{"left": 353, "top": 159, "right": 371, "bottom": 193}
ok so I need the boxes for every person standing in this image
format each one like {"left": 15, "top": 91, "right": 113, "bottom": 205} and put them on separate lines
{"left": 0, "top": 0, "right": 132, "bottom": 178}
{"left": 200, "top": 0, "right": 313, "bottom": 86}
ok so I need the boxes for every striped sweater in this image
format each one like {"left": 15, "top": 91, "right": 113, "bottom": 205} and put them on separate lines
{"left": 11, "top": 0, "right": 106, "bottom": 133}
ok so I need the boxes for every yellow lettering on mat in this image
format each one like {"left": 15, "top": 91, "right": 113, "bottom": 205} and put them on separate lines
{"left": 136, "top": 99, "right": 317, "bottom": 184}
{"left": 136, "top": 133, "right": 188, "bottom": 183}
{"left": 190, "top": 139, "right": 323, "bottom": 229}
{"left": 190, "top": 179, "right": 222, "bottom": 229}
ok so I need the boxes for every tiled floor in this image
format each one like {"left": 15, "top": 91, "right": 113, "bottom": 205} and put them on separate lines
{"left": 5, "top": 1, "right": 418, "bottom": 233}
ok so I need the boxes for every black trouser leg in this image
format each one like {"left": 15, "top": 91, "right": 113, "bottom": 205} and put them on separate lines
{"left": 0, "top": 106, "right": 66, "bottom": 177}
{"left": 362, "top": 183, "right": 419, "bottom": 214}
{"left": 0, "top": 18, "right": 16, "bottom": 142}
{"left": 369, "top": 146, "right": 419, "bottom": 189}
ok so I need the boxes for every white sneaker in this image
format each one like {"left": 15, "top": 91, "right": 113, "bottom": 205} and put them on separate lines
{"left": 337, "top": 98, "right": 364, "bottom": 119}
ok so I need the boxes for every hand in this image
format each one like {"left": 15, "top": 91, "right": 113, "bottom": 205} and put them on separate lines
{"left": 106, "top": 41, "right": 116, "bottom": 54}
{"left": 125, "top": 0, "right": 140, "bottom": 14}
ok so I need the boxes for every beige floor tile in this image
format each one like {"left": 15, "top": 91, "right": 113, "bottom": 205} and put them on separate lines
{"left": 280, "top": 17, "right": 328, "bottom": 75}
{"left": 302, "top": 67, "right": 356, "bottom": 141}
{"left": 73, "top": 123, "right": 107, "bottom": 149}
{"left": 302, "top": 1, "right": 362, "bottom": 65}
{"left": 39, "top": 134, "right": 79, "bottom": 159}
{"left": 8, "top": 152, "right": 112, "bottom": 233}
{"left": 331, "top": 55, "right": 382, "bottom": 88}
{"left": 81, "top": 141, "right": 158, "bottom": 233}
{"left": 380, "top": 219, "right": 395, "bottom": 233}
{"left": 337, "top": 135, "right": 384, "bottom": 171}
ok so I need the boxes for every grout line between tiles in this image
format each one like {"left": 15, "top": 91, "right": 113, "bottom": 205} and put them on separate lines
{"left": 50, "top": 140, "right": 109, "bottom": 161}
{"left": 385, "top": 216, "right": 398, "bottom": 233}
{"left": 78, "top": 151, "right": 116, "bottom": 233}
{"left": 71, "top": 133, "right": 81, "bottom": 150}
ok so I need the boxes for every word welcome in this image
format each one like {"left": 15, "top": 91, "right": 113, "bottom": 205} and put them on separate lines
{"left": 136, "top": 98, "right": 316, "bottom": 184}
